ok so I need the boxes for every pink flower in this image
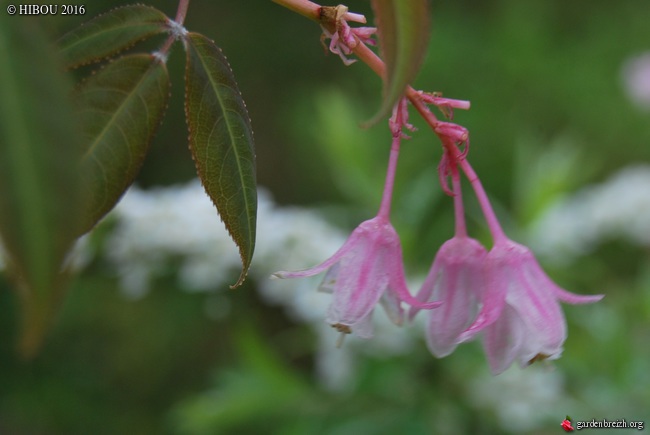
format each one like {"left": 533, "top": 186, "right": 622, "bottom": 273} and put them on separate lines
{"left": 273, "top": 216, "right": 440, "bottom": 339}
{"left": 461, "top": 239, "right": 604, "bottom": 374}
{"left": 410, "top": 148, "right": 486, "bottom": 357}
{"left": 410, "top": 236, "right": 487, "bottom": 357}
{"left": 273, "top": 99, "right": 431, "bottom": 342}
{"left": 318, "top": 6, "right": 376, "bottom": 66}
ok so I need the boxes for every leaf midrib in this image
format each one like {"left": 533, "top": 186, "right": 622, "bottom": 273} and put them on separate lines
{"left": 63, "top": 21, "right": 166, "bottom": 52}
{"left": 81, "top": 56, "right": 158, "bottom": 163}
{"left": 191, "top": 36, "right": 255, "bottom": 259}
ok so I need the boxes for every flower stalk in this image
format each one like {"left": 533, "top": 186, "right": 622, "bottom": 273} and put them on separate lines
{"left": 272, "top": 0, "right": 321, "bottom": 21}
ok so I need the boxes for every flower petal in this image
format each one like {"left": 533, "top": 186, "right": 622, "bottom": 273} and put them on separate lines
{"left": 507, "top": 260, "right": 567, "bottom": 354}
{"left": 350, "top": 311, "right": 374, "bottom": 338}
{"left": 426, "top": 262, "right": 479, "bottom": 357}
{"left": 380, "top": 287, "right": 404, "bottom": 326}
{"left": 271, "top": 222, "right": 365, "bottom": 279}
{"left": 387, "top": 254, "right": 442, "bottom": 310}
{"left": 459, "top": 257, "right": 507, "bottom": 342}
{"left": 408, "top": 256, "right": 441, "bottom": 320}
{"left": 522, "top": 249, "right": 604, "bottom": 305}
{"left": 483, "top": 305, "right": 525, "bottom": 375}
{"left": 370, "top": 220, "right": 442, "bottom": 311}
{"left": 550, "top": 284, "right": 605, "bottom": 305}
{"left": 318, "top": 263, "right": 339, "bottom": 294}
{"left": 326, "top": 235, "right": 387, "bottom": 329}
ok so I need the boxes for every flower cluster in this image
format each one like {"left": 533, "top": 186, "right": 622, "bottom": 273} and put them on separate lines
{"left": 273, "top": 94, "right": 603, "bottom": 374}
{"left": 271, "top": 4, "right": 603, "bottom": 374}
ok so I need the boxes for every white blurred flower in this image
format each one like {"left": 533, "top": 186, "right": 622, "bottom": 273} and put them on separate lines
{"left": 105, "top": 180, "right": 242, "bottom": 297}
{"left": 100, "top": 180, "right": 436, "bottom": 389}
{"left": 469, "top": 367, "right": 566, "bottom": 432}
{"left": 530, "top": 165, "right": 650, "bottom": 263}
{"left": 622, "top": 52, "right": 650, "bottom": 110}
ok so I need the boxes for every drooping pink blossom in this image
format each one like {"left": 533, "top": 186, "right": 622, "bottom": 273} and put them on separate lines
{"left": 411, "top": 235, "right": 486, "bottom": 357}
{"left": 412, "top": 152, "right": 487, "bottom": 357}
{"left": 460, "top": 239, "right": 604, "bottom": 374}
{"left": 273, "top": 100, "right": 438, "bottom": 341}
{"left": 433, "top": 147, "right": 606, "bottom": 374}
{"left": 416, "top": 142, "right": 604, "bottom": 373}
{"left": 274, "top": 216, "right": 440, "bottom": 339}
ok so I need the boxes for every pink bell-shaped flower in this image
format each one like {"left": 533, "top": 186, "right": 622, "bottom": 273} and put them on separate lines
{"left": 411, "top": 235, "right": 486, "bottom": 357}
{"left": 274, "top": 215, "right": 439, "bottom": 338}
{"left": 424, "top": 145, "right": 603, "bottom": 374}
{"left": 410, "top": 154, "right": 487, "bottom": 357}
{"left": 461, "top": 239, "right": 604, "bottom": 374}
{"left": 273, "top": 100, "right": 439, "bottom": 341}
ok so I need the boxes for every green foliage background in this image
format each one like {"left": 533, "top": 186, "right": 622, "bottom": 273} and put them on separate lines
{"left": 1, "top": 0, "right": 649, "bottom": 433}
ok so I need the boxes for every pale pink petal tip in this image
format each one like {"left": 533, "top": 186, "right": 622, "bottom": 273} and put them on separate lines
{"left": 343, "top": 12, "right": 366, "bottom": 24}
{"left": 554, "top": 286, "right": 605, "bottom": 304}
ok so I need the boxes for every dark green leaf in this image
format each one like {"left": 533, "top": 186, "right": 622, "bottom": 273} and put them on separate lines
{"left": 184, "top": 33, "right": 257, "bottom": 289}
{"left": 0, "top": 17, "right": 85, "bottom": 357}
{"left": 58, "top": 4, "right": 169, "bottom": 69}
{"left": 368, "top": 0, "right": 431, "bottom": 124}
{"left": 76, "top": 54, "right": 170, "bottom": 233}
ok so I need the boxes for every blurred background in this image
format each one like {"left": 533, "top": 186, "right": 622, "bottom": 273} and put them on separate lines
{"left": 1, "top": 0, "right": 650, "bottom": 433}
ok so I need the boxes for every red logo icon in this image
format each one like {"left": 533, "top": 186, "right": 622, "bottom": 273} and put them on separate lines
{"left": 561, "top": 416, "right": 575, "bottom": 432}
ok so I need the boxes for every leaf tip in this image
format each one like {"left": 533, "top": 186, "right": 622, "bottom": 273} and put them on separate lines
{"left": 229, "top": 265, "right": 250, "bottom": 289}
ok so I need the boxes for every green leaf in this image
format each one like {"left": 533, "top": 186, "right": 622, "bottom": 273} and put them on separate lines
{"left": 58, "top": 4, "right": 169, "bottom": 69}
{"left": 0, "top": 17, "right": 85, "bottom": 357}
{"left": 184, "top": 32, "right": 257, "bottom": 289}
{"left": 368, "top": 0, "right": 431, "bottom": 124}
{"left": 75, "top": 54, "right": 170, "bottom": 233}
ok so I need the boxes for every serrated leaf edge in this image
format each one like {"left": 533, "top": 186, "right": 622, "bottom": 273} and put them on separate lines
{"left": 58, "top": 3, "right": 171, "bottom": 69}
{"left": 184, "top": 33, "right": 257, "bottom": 289}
